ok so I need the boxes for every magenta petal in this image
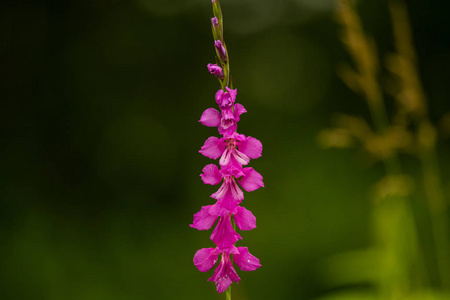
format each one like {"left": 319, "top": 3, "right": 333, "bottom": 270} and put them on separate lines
{"left": 234, "top": 207, "right": 256, "bottom": 231}
{"left": 210, "top": 214, "right": 242, "bottom": 248}
{"left": 226, "top": 87, "right": 237, "bottom": 103}
{"left": 201, "top": 164, "right": 223, "bottom": 185}
{"left": 233, "top": 103, "right": 247, "bottom": 122}
{"left": 190, "top": 205, "right": 218, "bottom": 230}
{"left": 239, "top": 167, "right": 264, "bottom": 192}
{"left": 233, "top": 247, "right": 261, "bottom": 271}
{"left": 209, "top": 201, "right": 230, "bottom": 217}
{"left": 232, "top": 149, "right": 250, "bottom": 165}
{"left": 229, "top": 177, "right": 244, "bottom": 201}
{"left": 215, "top": 89, "right": 224, "bottom": 106}
{"left": 211, "top": 177, "right": 243, "bottom": 202}
{"left": 230, "top": 132, "right": 246, "bottom": 141}
{"left": 211, "top": 180, "right": 228, "bottom": 200}
{"left": 208, "top": 253, "right": 241, "bottom": 293}
{"left": 238, "top": 136, "right": 262, "bottom": 159}
{"left": 218, "top": 122, "right": 237, "bottom": 137}
{"left": 200, "top": 136, "right": 226, "bottom": 159}
{"left": 194, "top": 248, "right": 219, "bottom": 272}
{"left": 200, "top": 108, "right": 221, "bottom": 127}
{"left": 220, "top": 194, "right": 241, "bottom": 212}
{"left": 219, "top": 147, "right": 232, "bottom": 166}
{"left": 220, "top": 157, "right": 245, "bottom": 178}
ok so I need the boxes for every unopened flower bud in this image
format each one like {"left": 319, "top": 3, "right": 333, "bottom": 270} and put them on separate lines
{"left": 211, "top": 17, "right": 219, "bottom": 27}
{"left": 211, "top": 17, "right": 221, "bottom": 40}
{"left": 214, "top": 40, "right": 227, "bottom": 62}
{"left": 207, "top": 63, "right": 225, "bottom": 80}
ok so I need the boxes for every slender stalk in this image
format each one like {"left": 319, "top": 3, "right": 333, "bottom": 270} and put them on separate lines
{"left": 388, "top": 1, "right": 450, "bottom": 288}
{"left": 226, "top": 286, "right": 231, "bottom": 300}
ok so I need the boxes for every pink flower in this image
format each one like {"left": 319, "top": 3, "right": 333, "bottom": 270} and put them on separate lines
{"left": 190, "top": 205, "right": 256, "bottom": 231}
{"left": 200, "top": 164, "right": 264, "bottom": 211}
{"left": 215, "top": 87, "right": 237, "bottom": 109}
{"left": 193, "top": 246, "right": 261, "bottom": 293}
{"left": 219, "top": 133, "right": 262, "bottom": 168}
{"left": 199, "top": 105, "right": 247, "bottom": 137}
{"left": 199, "top": 133, "right": 262, "bottom": 167}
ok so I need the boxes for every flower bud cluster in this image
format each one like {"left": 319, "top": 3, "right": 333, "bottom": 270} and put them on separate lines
{"left": 191, "top": 0, "right": 263, "bottom": 294}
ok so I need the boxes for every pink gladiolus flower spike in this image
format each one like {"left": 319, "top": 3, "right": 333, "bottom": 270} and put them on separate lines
{"left": 192, "top": 0, "right": 263, "bottom": 294}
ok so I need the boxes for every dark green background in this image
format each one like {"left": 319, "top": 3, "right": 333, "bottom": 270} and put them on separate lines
{"left": 2, "top": 0, "right": 450, "bottom": 299}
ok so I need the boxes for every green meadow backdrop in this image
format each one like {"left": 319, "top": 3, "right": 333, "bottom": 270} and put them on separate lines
{"left": 2, "top": 0, "right": 450, "bottom": 299}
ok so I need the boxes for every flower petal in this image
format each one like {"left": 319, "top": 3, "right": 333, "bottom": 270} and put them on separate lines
{"left": 190, "top": 205, "right": 218, "bottom": 230}
{"left": 233, "top": 103, "right": 247, "bottom": 122}
{"left": 229, "top": 132, "right": 246, "bottom": 141}
{"left": 208, "top": 64, "right": 224, "bottom": 80}
{"left": 210, "top": 214, "right": 242, "bottom": 248}
{"left": 215, "top": 89, "right": 224, "bottom": 106}
{"left": 194, "top": 248, "right": 219, "bottom": 272}
{"left": 234, "top": 207, "right": 256, "bottom": 231}
{"left": 211, "top": 177, "right": 244, "bottom": 203}
{"left": 225, "top": 87, "right": 237, "bottom": 103}
{"left": 218, "top": 122, "right": 237, "bottom": 137}
{"left": 200, "top": 136, "right": 226, "bottom": 159}
{"left": 219, "top": 147, "right": 232, "bottom": 166}
{"left": 237, "top": 136, "right": 262, "bottom": 159}
{"left": 220, "top": 158, "right": 245, "bottom": 178}
{"left": 220, "top": 194, "right": 241, "bottom": 212}
{"left": 233, "top": 247, "right": 261, "bottom": 271}
{"left": 209, "top": 201, "right": 230, "bottom": 217}
{"left": 200, "top": 164, "right": 222, "bottom": 185}
{"left": 208, "top": 253, "right": 241, "bottom": 293}
{"left": 232, "top": 149, "right": 250, "bottom": 165}
{"left": 229, "top": 177, "right": 244, "bottom": 201}
{"left": 211, "top": 180, "right": 228, "bottom": 200}
{"left": 200, "top": 108, "right": 221, "bottom": 127}
{"left": 239, "top": 167, "right": 264, "bottom": 192}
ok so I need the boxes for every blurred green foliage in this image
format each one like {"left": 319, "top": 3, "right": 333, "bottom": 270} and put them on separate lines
{"left": 1, "top": 0, "right": 450, "bottom": 299}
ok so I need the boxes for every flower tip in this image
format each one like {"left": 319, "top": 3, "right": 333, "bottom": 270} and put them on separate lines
{"left": 214, "top": 40, "right": 227, "bottom": 62}
{"left": 207, "top": 64, "right": 224, "bottom": 80}
{"left": 211, "top": 17, "right": 219, "bottom": 27}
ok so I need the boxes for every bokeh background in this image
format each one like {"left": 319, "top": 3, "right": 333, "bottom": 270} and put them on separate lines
{"left": 2, "top": 0, "right": 450, "bottom": 299}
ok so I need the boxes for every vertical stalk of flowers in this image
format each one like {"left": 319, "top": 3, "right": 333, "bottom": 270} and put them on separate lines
{"left": 190, "top": 0, "right": 263, "bottom": 297}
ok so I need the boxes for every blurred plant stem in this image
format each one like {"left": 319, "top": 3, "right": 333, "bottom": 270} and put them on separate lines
{"left": 388, "top": 0, "right": 450, "bottom": 289}
{"left": 335, "top": 0, "right": 429, "bottom": 297}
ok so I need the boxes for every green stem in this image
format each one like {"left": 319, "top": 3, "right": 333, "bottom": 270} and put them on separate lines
{"left": 226, "top": 285, "right": 231, "bottom": 300}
